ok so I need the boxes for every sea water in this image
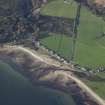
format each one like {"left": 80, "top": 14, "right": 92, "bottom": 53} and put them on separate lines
{"left": 0, "top": 60, "right": 76, "bottom": 105}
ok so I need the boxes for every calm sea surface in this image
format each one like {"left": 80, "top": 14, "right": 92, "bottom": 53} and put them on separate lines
{"left": 0, "top": 60, "right": 76, "bottom": 105}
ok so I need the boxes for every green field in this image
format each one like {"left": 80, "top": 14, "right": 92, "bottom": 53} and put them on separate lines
{"left": 40, "top": 0, "right": 105, "bottom": 69}
{"left": 40, "top": 33, "right": 73, "bottom": 60}
{"left": 83, "top": 72, "right": 105, "bottom": 99}
{"left": 41, "top": 0, "right": 77, "bottom": 18}
{"left": 0, "top": 60, "right": 76, "bottom": 105}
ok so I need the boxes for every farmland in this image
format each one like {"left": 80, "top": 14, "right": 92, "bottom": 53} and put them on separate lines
{"left": 40, "top": 0, "right": 105, "bottom": 69}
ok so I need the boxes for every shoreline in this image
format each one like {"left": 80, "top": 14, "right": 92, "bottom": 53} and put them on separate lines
{"left": 0, "top": 45, "right": 104, "bottom": 105}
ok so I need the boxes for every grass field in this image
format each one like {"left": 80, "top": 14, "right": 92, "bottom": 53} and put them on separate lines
{"left": 40, "top": 33, "right": 73, "bottom": 60}
{"left": 0, "top": 60, "right": 76, "bottom": 105}
{"left": 40, "top": 0, "right": 105, "bottom": 69}
{"left": 41, "top": 0, "right": 77, "bottom": 18}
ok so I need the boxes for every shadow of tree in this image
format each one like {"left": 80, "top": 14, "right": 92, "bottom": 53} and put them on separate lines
{"left": 37, "top": 15, "right": 74, "bottom": 40}
{"left": 37, "top": 32, "right": 50, "bottom": 40}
